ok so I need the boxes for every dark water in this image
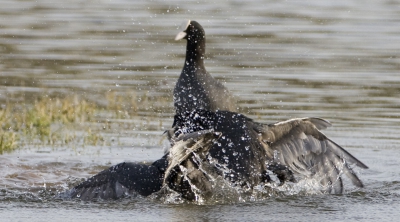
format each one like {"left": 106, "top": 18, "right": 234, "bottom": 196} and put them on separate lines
{"left": 1, "top": 0, "right": 400, "bottom": 221}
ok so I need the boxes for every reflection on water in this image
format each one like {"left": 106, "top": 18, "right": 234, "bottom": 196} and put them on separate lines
{"left": 1, "top": 0, "right": 400, "bottom": 221}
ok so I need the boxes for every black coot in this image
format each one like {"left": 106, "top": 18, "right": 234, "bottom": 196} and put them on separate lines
{"left": 174, "top": 20, "right": 237, "bottom": 113}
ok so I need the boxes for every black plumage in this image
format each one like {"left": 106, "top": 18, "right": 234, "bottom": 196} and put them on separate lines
{"left": 164, "top": 109, "right": 368, "bottom": 199}
{"left": 174, "top": 20, "right": 237, "bottom": 113}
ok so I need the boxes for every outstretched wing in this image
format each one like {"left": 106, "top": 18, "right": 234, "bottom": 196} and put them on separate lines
{"left": 164, "top": 130, "right": 218, "bottom": 182}
{"left": 69, "top": 158, "right": 167, "bottom": 200}
{"left": 255, "top": 117, "right": 368, "bottom": 193}
{"left": 164, "top": 130, "right": 221, "bottom": 200}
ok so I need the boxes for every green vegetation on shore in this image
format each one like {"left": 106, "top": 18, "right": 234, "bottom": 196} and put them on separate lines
{"left": 0, "top": 92, "right": 172, "bottom": 154}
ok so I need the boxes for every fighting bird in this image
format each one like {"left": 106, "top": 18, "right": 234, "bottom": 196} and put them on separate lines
{"left": 67, "top": 20, "right": 368, "bottom": 201}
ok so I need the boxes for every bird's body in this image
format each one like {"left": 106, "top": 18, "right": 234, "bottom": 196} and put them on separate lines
{"left": 165, "top": 109, "right": 367, "bottom": 199}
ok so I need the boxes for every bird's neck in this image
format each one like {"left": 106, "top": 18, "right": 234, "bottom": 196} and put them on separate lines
{"left": 184, "top": 38, "right": 206, "bottom": 70}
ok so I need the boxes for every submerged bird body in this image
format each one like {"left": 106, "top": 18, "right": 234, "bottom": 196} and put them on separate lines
{"left": 174, "top": 20, "right": 237, "bottom": 113}
{"left": 69, "top": 156, "right": 168, "bottom": 200}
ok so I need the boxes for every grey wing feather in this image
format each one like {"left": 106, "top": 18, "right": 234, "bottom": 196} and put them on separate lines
{"left": 257, "top": 117, "right": 367, "bottom": 192}
{"left": 306, "top": 117, "right": 332, "bottom": 130}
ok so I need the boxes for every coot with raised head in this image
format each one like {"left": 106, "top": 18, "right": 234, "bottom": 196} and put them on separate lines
{"left": 174, "top": 20, "right": 237, "bottom": 113}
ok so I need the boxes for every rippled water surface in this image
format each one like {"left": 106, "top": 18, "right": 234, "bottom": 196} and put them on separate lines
{"left": 1, "top": 0, "right": 400, "bottom": 221}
